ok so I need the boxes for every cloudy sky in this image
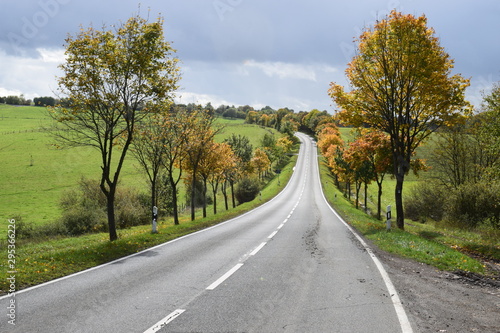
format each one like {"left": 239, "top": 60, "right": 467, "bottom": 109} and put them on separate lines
{"left": 0, "top": 0, "right": 499, "bottom": 112}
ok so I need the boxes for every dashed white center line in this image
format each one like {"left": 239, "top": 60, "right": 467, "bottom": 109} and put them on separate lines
{"left": 206, "top": 263, "right": 244, "bottom": 290}
{"left": 250, "top": 242, "right": 267, "bottom": 256}
{"left": 267, "top": 230, "right": 278, "bottom": 239}
{"left": 143, "top": 309, "right": 186, "bottom": 333}
{"left": 141, "top": 137, "right": 317, "bottom": 333}
{"left": 142, "top": 139, "right": 314, "bottom": 333}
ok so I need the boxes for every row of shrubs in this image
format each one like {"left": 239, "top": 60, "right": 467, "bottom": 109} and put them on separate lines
{"left": 60, "top": 178, "right": 151, "bottom": 235}
{"left": 12, "top": 178, "right": 151, "bottom": 239}
{"left": 405, "top": 180, "right": 500, "bottom": 229}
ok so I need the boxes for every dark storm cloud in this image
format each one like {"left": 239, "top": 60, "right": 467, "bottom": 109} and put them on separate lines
{"left": 0, "top": 0, "right": 499, "bottom": 110}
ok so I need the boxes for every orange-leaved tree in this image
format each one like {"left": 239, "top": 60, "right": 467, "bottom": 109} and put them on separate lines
{"left": 317, "top": 124, "right": 343, "bottom": 156}
{"left": 329, "top": 10, "right": 470, "bottom": 229}
{"left": 202, "top": 142, "right": 238, "bottom": 215}
{"left": 131, "top": 112, "right": 170, "bottom": 221}
{"left": 317, "top": 123, "right": 345, "bottom": 188}
{"left": 343, "top": 140, "right": 374, "bottom": 210}
{"left": 350, "top": 129, "right": 393, "bottom": 218}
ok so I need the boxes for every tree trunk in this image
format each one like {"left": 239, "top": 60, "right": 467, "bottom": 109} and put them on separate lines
{"left": 190, "top": 174, "right": 196, "bottom": 221}
{"left": 394, "top": 152, "right": 408, "bottom": 230}
{"left": 169, "top": 175, "right": 179, "bottom": 225}
{"left": 377, "top": 181, "right": 383, "bottom": 220}
{"left": 364, "top": 182, "right": 368, "bottom": 213}
{"left": 212, "top": 187, "right": 217, "bottom": 215}
{"left": 355, "top": 180, "right": 361, "bottom": 209}
{"left": 151, "top": 177, "right": 156, "bottom": 222}
{"left": 395, "top": 165, "right": 405, "bottom": 230}
{"left": 230, "top": 180, "right": 236, "bottom": 208}
{"left": 202, "top": 178, "right": 207, "bottom": 218}
{"left": 222, "top": 181, "right": 229, "bottom": 211}
{"left": 106, "top": 188, "right": 118, "bottom": 241}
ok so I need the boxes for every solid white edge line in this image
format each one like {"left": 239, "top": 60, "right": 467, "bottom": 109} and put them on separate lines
{"left": 206, "top": 263, "right": 244, "bottom": 290}
{"left": 326, "top": 201, "right": 414, "bottom": 333}
{"left": 307, "top": 132, "right": 413, "bottom": 333}
{"left": 0, "top": 144, "right": 307, "bottom": 301}
{"left": 143, "top": 309, "right": 186, "bottom": 333}
{"left": 250, "top": 242, "right": 267, "bottom": 256}
{"left": 267, "top": 230, "right": 278, "bottom": 239}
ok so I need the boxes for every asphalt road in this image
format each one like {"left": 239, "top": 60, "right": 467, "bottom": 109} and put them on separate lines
{"left": 1, "top": 133, "right": 413, "bottom": 333}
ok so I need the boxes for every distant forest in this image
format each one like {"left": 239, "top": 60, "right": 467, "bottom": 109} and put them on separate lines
{"left": 0, "top": 95, "right": 57, "bottom": 106}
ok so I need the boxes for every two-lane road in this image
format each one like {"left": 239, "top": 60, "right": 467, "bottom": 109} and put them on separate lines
{"left": 1, "top": 133, "right": 413, "bottom": 332}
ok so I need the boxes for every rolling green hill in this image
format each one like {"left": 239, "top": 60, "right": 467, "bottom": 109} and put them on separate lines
{"left": 0, "top": 105, "right": 280, "bottom": 228}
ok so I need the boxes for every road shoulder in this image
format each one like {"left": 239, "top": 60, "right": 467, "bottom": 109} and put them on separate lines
{"left": 374, "top": 247, "right": 500, "bottom": 333}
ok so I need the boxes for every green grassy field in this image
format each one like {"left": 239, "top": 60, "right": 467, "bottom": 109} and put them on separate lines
{"left": 0, "top": 105, "right": 144, "bottom": 227}
{"left": 215, "top": 118, "right": 277, "bottom": 148}
{"left": 0, "top": 105, "right": 280, "bottom": 229}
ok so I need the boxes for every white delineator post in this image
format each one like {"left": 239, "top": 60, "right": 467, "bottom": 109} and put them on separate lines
{"left": 152, "top": 206, "right": 158, "bottom": 234}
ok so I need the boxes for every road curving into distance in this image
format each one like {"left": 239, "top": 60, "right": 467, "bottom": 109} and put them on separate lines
{"left": 1, "top": 133, "right": 413, "bottom": 333}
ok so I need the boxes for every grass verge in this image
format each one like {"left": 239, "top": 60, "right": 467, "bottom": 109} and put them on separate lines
{"left": 0, "top": 153, "right": 297, "bottom": 295}
{"left": 318, "top": 157, "right": 490, "bottom": 275}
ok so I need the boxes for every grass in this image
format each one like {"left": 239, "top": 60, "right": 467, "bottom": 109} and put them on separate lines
{"left": 215, "top": 118, "right": 280, "bottom": 148}
{"left": 0, "top": 104, "right": 145, "bottom": 226}
{"left": 404, "top": 221, "right": 500, "bottom": 262}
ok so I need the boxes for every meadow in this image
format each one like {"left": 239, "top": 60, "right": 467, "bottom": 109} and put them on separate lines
{"left": 0, "top": 105, "right": 279, "bottom": 229}
{"left": 0, "top": 105, "right": 143, "bottom": 228}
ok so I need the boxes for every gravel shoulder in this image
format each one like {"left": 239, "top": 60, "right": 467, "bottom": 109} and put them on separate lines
{"left": 376, "top": 248, "right": 500, "bottom": 333}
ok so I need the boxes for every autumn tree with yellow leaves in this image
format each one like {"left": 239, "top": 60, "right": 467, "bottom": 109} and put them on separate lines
{"left": 182, "top": 107, "right": 222, "bottom": 221}
{"left": 50, "top": 15, "right": 180, "bottom": 241}
{"left": 251, "top": 148, "right": 271, "bottom": 180}
{"left": 329, "top": 11, "right": 470, "bottom": 229}
{"left": 201, "top": 142, "right": 238, "bottom": 215}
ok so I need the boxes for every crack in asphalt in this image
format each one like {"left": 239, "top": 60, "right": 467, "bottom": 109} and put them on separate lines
{"left": 302, "top": 204, "right": 324, "bottom": 260}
